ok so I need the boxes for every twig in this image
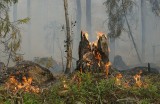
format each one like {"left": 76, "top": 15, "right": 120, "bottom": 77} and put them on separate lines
{"left": 116, "top": 97, "right": 138, "bottom": 102}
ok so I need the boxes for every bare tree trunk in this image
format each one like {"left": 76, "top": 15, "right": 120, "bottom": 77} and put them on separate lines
{"left": 141, "top": 0, "right": 146, "bottom": 63}
{"left": 76, "top": 0, "right": 81, "bottom": 39}
{"left": 122, "top": 0, "right": 142, "bottom": 63}
{"left": 64, "top": 0, "right": 72, "bottom": 74}
{"left": 86, "top": 0, "right": 92, "bottom": 40}
{"left": 124, "top": 14, "right": 142, "bottom": 63}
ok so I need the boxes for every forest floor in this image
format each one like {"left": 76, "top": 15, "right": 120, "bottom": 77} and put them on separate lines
{"left": 0, "top": 65, "right": 160, "bottom": 104}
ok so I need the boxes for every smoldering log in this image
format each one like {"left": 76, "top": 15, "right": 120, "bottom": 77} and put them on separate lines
{"left": 76, "top": 32, "right": 110, "bottom": 73}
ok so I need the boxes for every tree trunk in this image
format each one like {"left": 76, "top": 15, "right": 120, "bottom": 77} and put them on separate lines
{"left": 27, "top": 0, "right": 31, "bottom": 58}
{"left": 77, "top": 32, "right": 110, "bottom": 73}
{"left": 124, "top": 14, "right": 142, "bottom": 63}
{"left": 122, "top": 0, "right": 142, "bottom": 63}
{"left": 141, "top": 0, "right": 146, "bottom": 63}
{"left": 76, "top": 0, "right": 81, "bottom": 39}
{"left": 64, "top": 0, "right": 72, "bottom": 74}
{"left": 86, "top": 0, "right": 92, "bottom": 40}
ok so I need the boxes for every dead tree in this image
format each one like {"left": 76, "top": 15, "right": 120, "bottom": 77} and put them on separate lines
{"left": 64, "top": 0, "right": 72, "bottom": 74}
{"left": 97, "top": 35, "right": 109, "bottom": 64}
{"left": 77, "top": 32, "right": 110, "bottom": 74}
{"left": 78, "top": 31, "right": 91, "bottom": 60}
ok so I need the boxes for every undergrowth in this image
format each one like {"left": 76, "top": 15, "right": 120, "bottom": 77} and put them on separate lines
{"left": 0, "top": 72, "right": 160, "bottom": 104}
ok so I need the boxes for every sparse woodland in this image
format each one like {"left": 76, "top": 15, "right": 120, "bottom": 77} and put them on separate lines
{"left": 0, "top": 0, "right": 160, "bottom": 104}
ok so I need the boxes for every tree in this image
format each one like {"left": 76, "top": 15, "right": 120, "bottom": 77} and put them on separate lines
{"left": 64, "top": 0, "right": 72, "bottom": 74}
{"left": 86, "top": 0, "right": 92, "bottom": 40}
{"left": 104, "top": 0, "right": 160, "bottom": 63}
{"left": 76, "top": 0, "right": 82, "bottom": 39}
{"left": 141, "top": 0, "right": 160, "bottom": 62}
{"left": 0, "top": 0, "right": 29, "bottom": 66}
{"left": 104, "top": 0, "right": 142, "bottom": 63}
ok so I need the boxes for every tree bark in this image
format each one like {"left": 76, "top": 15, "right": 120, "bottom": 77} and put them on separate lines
{"left": 77, "top": 32, "right": 110, "bottom": 73}
{"left": 64, "top": 0, "right": 72, "bottom": 74}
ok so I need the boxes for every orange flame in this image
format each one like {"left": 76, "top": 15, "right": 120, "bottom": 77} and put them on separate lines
{"left": 82, "top": 31, "right": 89, "bottom": 40}
{"left": 133, "top": 70, "right": 142, "bottom": 87}
{"left": 6, "top": 75, "right": 39, "bottom": 93}
{"left": 97, "top": 32, "right": 104, "bottom": 39}
{"left": 105, "top": 62, "right": 111, "bottom": 77}
{"left": 96, "top": 32, "right": 106, "bottom": 39}
{"left": 115, "top": 73, "right": 123, "bottom": 85}
{"left": 63, "top": 80, "right": 68, "bottom": 90}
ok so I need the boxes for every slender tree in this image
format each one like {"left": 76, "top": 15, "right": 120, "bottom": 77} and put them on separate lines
{"left": 64, "top": 0, "right": 72, "bottom": 74}
{"left": 141, "top": 0, "right": 160, "bottom": 62}
{"left": 86, "top": 0, "right": 92, "bottom": 39}
{"left": 76, "top": 0, "right": 82, "bottom": 37}
{"left": 104, "top": 0, "right": 160, "bottom": 63}
{"left": 104, "top": 0, "right": 142, "bottom": 63}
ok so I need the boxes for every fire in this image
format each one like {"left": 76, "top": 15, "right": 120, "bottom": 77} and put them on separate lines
{"left": 6, "top": 75, "right": 39, "bottom": 93}
{"left": 115, "top": 73, "right": 123, "bottom": 85}
{"left": 133, "top": 70, "right": 143, "bottom": 87}
{"left": 105, "top": 62, "right": 111, "bottom": 77}
{"left": 97, "top": 32, "right": 106, "bottom": 39}
{"left": 92, "top": 41, "right": 97, "bottom": 47}
{"left": 82, "top": 31, "right": 89, "bottom": 40}
{"left": 63, "top": 80, "right": 68, "bottom": 90}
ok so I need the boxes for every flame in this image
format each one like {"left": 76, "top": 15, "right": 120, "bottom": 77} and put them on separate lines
{"left": 115, "top": 73, "right": 122, "bottom": 85}
{"left": 133, "top": 70, "right": 142, "bottom": 87}
{"left": 124, "top": 81, "right": 130, "bottom": 88}
{"left": 105, "top": 62, "right": 111, "bottom": 77}
{"left": 63, "top": 80, "right": 69, "bottom": 90}
{"left": 6, "top": 75, "right": 39, "bottom": 93}
{"left": 82, "top": 31, "right": 89, "bottom": 40}
{"left": 92, "top": 42, "right": 97, "bottom": 47}
{"left": 96, "top": 32, "right": 106, "bottom": 39}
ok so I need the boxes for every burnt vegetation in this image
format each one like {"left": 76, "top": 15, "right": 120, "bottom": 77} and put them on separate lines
{"left": 0, "top": 0, "right": 160, "bottom": 104}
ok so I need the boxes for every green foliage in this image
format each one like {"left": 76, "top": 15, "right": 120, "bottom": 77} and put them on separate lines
{"left": 0, "top": 0, "right": 18, "bottom": 10}
{"left": 103, "top": 0, "right": 135, "bottom": 38}
{"left": 17, "top": 17, "right": 30, "bottom": 24}
{"left": 23, "top": 93, "right": 40, "bottom": 104}
{"left": 139, "top": 99, "right": 150, "bottom": 104}
{"left": 0, "top": 0, "right": 29, "bottom": 65}
{"left": 0, "top": 73, "right": 160, "bottom": 104}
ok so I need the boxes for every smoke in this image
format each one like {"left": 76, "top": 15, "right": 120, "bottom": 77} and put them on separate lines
{"left": 7, "top": 0, "right": 160, "bottom": 67}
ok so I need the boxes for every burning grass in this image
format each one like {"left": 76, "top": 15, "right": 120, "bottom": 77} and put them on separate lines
{"left": 1, "top": 71, "right": 159, "bottom": 104}
{"left": 5, "top": 75, "right": 40, "bottom": 93}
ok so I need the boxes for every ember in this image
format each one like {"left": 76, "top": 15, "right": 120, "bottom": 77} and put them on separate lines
{"left": 134, "top": 70, "right": 143, "bottom": 87}
{"left": 115, "top": 73, "right": 123, "bottom": 85}
{"left": 105, "top": 62, "right": 111, "bottom": 77}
